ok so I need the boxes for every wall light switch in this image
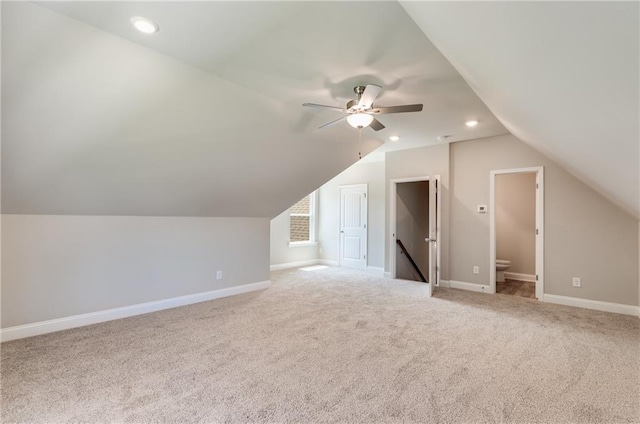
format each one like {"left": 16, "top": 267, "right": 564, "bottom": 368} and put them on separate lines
{"left": 473, "top": 266, "right": 480, "bottom": 274}
{"left": 572, "top": 277, "right": 581, "bottom": 287}
{"left": 477, "top": 205, "right": 487, "bottom": 213}
{"left": 216, "top": 271, "right": 223, "bottom": 280}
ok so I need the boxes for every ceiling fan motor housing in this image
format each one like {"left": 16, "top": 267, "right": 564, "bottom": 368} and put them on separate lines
{"left": 346, "top": 98, "right": 360, "bottom": 112}
{"left": 348, "top": 86, "right": 368, "bottom": 111}
{"left": 302, "top": 83, "right": 422, "bottom": 131}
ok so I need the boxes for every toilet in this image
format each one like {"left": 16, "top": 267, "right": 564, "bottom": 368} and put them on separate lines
{"left": 496, "top": 259, "right": 511, "bottom": 283}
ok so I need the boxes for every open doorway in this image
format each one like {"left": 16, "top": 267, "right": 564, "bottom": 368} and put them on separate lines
{"left": 395, "top": 181, "right": 429, "bottom": 282}
{"left": 490, "top": 167, "right": 544, "bottom": 300}
{"left": 389, "top": 176, "right": 441, "bottom": 296}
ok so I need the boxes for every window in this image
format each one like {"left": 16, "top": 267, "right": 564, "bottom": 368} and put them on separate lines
{"left": 289, "top": 191, "right": 316, "bottom": 245}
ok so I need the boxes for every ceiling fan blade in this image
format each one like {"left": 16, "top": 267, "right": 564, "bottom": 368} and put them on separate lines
{"left": 369, "top": 117, "right": 385, "bottom": 131}
{"left": 373, "top": 104, "right": 423, "bottom": 114}
{"left": 318, "top": 116, "right": 346, "bottom": 129}
{"left": 357, "top": 84, "right": 382, "bottom": 109}
{"left": 302, "top": 103, "right": 346, "bottom": 112}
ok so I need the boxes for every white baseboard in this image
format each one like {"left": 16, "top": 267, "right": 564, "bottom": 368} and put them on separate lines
{"left": 544, "top": 294, "right": 640, "bottom": 317}
{"left": 438, "top": 280, "right": 638, "bottom": 317}
{"left": 1, "top": 280, "right": 271, "bottom": 342}
{"left": 366, "top": 266, "right": 384, "bottom": 276}
{"left": 449, "top": 280, "right": 491, "bottom": 293}
{"left": 504, "top": 272, "right": 536, "bottom": 283}
{"left": 318, "top": 259, "right": 339, "bottom": 267}
{"left": 270, "top": 260, "right": 319, "bottom": 271}
{"left": 383, "top": 272, "right": 392, "bottom": 278}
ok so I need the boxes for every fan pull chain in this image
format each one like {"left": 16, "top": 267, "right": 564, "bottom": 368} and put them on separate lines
{"left": 358, "top": 128, "right": 362, "bottom": 160}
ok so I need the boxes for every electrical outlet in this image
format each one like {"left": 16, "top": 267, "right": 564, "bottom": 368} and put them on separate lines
{"left": 572, "top": 277, "right": 581, "bottom": 287}
{"left": 216, "top": 271, "right": 223, "bottom": 280}
{"left": 473, "top": 266, "right": 480, "bottom": 275}
{"left": 319, "top": 247, "right": 324, "bottom": 254}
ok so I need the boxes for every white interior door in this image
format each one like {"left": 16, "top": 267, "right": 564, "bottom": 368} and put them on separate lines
{"left": 339, "top": 185, "right": 367, "bottom": 271}
{"left": 427, "top": 176, "right": 440, "bottom": 295}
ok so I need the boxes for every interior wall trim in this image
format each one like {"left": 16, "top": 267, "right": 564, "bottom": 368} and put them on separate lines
{"left": 544, "top": 294, "right": 640, "bottom": 317}
{"left": 441, "top": 281, "right": 639, "bottom": 317}
{"left": 270, "top": 260, "right": 319, "bottom": 271}
{"left": 1, "top": 280, "right": 272, "bottom": 342}
{"left": 448, "top": 280, "right": 491, "bottom": 293}
{"left": 503, "top": 272, "right": 536, "bottom": 283}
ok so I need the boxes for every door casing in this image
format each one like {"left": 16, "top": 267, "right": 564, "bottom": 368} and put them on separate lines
{"left": 489, "top": 167, "right": 544, "bottom": 299}
{"left": 389, "top": 176, "right": 441, "bottom": 296}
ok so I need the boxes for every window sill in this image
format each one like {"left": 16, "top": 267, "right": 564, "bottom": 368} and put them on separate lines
{"left": 288, "top": 241, "right": 318, "bottom": 248}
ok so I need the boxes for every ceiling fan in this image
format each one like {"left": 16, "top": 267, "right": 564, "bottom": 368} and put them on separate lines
{"left": 302, "top": 84, "right": 423, "bottom": 131}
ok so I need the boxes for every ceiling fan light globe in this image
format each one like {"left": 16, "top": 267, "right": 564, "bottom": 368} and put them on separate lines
{"left": 347, "top": 113, "right": 374, "bottom": 129}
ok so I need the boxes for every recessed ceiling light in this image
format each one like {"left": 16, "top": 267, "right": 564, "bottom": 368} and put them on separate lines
{"left": 389, "top": 135, "right": 399, "bottom": 142}
{"left": 130, "top": 16, "right": 159, "bottom": 34}
{"left": 465, "top": 120, "right": 478, "bottom": 127}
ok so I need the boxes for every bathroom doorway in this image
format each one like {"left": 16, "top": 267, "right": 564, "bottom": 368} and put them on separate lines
{"left": 489, "top": 167, "right": 544, "bottom": 300}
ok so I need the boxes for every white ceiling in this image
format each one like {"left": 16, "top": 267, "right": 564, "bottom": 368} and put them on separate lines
{"left": 2, "top": 1, "right": 507, "bottom": 216}
{"left": 401, "top": 1, "right": 640, "bottom": 218}
{"left": 33, "top": 1, "right": 507, "bottom": 151}
{"left": 4, "top": 1, "right": 636, "bottom": 219}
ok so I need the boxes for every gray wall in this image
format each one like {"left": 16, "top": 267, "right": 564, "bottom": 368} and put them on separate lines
{"left": 1, "top": 215, "right": 270, "bottom": 327}
{"left": 318, "top": 161, "right": 385, "bottom": 270}
{"left": 450, "top": 134, "right": 638, "bottom": 305}
{"left": 496, "top": 173, "right": 536, "bottom": 275}
{"left": 386, "top": 143, "right": 450, "bottom": 279}
{"left": 2, "top": 2, "right": 379, "bottom": 219}
{"left": 395, "top": 182, "right": 429, "bottom": 280}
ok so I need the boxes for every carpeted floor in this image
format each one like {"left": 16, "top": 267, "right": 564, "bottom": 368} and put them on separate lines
{"left": 2, "top": 267, "right": 639, "bottom": 423}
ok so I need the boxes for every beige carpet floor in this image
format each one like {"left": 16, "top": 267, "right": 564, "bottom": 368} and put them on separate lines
{"left": 2, "top": 266, "right": 639, "bottom": 423}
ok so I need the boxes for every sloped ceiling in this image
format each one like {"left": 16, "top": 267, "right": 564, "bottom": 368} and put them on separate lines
{"left": 13, "top": 3, "right": 636, "bottom": 218}
{"left": 401, "top": 1, "right": 640, "bottom": 218}
{"left": 1, "top": 1, "right": 507, "bottom": 217}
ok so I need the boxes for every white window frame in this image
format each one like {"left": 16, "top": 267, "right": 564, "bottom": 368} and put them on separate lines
{"left": 289, "top": 191, "right": 317, "bottom": 247}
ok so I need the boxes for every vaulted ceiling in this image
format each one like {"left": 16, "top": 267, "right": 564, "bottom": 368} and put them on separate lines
{"left": 2, "top": 2, "right": 637, "bottom": 218}
{"left": 401, "top": 1, "right": 639, "bottom": 218}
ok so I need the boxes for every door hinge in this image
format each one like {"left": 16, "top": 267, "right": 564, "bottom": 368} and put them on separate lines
{"left": 364, "top": 254, "right": 366, "bottom": 259}
{"left": 536, "top": 229, "right": 539, "bottom": 235}
{"left": 363, "top": 193, "right": 366, "bottom": 198}
{"left": 536, "top": 183, "right": 539, "bottom": 189}
{"left": 536, "top": 274, "right": 539, "bottom": 281}
{"left": 364, "top": 224, "right": 366, "bottom": 229}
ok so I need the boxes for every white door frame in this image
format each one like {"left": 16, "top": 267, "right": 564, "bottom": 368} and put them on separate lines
{"left": 389, "top": 176, "right": 441, "bottom": 288}
{"left": 339, "top": 184, "right": 368, "bottom": 270}
{"left": 489, "top": 167, "right": 544, "bottom": 300}
{"left": 433, "top": 175, "right": 442, "bottom": 287}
